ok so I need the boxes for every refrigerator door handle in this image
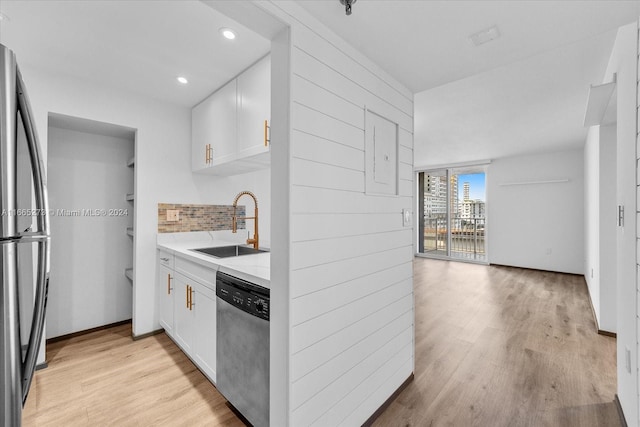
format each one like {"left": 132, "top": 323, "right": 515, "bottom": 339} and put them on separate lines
{"left": 0, "top": 234, "right": 48, "bottom": 243}
{"left": 16, "top": 66, "right": 50, "bottom": 404}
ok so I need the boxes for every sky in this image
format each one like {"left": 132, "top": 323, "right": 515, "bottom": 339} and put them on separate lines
{"left": 457, "top": 173, "right": 485, "bottom": 201}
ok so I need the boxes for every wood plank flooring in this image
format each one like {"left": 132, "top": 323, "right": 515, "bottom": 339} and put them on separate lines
{"left": 22, "top": 325, "right": 245, "bottom": 426}
{"left": 372, "top": 258, "right": 619, "bottom": 427}
{"left": 23, "top": 258, "right": 618, "bottom": 426}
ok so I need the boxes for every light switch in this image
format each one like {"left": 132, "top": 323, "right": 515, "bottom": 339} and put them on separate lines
{"left": 402, "top": 209, "right": 412, "bottom": 227}
{"left": 166, "top": 209, "right": 180, "bottom": 222}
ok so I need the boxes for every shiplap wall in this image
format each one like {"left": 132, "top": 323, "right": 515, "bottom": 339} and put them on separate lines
{"left": 604, "top": 20, "right": 639, "bottom": 426}
{"left": 262, "top": 3, "right": 416, "bottom": 425}
{"left": 635, "top": 18, "right": 640, "bottom": 424}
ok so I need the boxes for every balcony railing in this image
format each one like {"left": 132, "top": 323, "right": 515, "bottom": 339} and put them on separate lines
{"left": 423, "top": 215, "right": 485, "bottom": 259}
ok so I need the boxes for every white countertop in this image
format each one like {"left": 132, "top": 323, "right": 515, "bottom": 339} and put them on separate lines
{"left": 157, "top": 233, "right": 270, "bottom": 290}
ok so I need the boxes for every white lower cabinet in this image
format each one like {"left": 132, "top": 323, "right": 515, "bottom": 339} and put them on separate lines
{"left": 157, "top": 251, "right": 175, "bottom": 335}
{"left": 173, "top": 273, "right": 196, "bottom": 354}
{"left": 158, "top": 264, "right": 174, "bottom": 335}
{"left": 157, "top": 255, "right": 217, "bottom": 383}
{"left": 193, "top": 283, "right": 217, "bottom": 382}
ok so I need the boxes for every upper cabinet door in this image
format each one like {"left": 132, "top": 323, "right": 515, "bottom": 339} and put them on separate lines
{"left": 191, "top": 96, "right": 213, "bottom": 172}
{"left": 192, "top": 79, "right": 238, "bottom": 172}
{"left": 237, "top": 55, "right": 270, "bottom": 159}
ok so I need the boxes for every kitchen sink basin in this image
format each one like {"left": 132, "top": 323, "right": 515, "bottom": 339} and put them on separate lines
{"left": 191, "top": 245, "right": 267, "bottom": 258}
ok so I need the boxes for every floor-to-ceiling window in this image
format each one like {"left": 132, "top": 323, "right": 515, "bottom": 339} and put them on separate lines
{"left": 418, "top": 167, "right": 487, "bottom": 263}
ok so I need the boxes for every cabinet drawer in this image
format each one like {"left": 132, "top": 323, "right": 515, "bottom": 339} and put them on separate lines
{"left": 158, "top": 250, "right": 174, "bottom": 269}
{"left": 175, "top": 256, "right": 217, "bottom": 289}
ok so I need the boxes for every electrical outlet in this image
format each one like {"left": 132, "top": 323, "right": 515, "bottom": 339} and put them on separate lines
{"left": 545, "top": 248, "right": 552, "bottom": 255}
{"left": 591, "top": 268, "right": 594, "bottom": 278}
{"left": 166, "top": 209, "right": 180, "bottom": 222}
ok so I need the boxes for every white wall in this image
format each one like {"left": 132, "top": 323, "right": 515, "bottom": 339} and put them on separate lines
{"left": 47, "top": 126, "right": 133, "bottom": 338}
{"left": 636, "top": 22, "right": 640, "bottom": 427}
{"left": 600, "top": 21, "right": 638, "bottom": 426}
{"left": 269, "top": 27, "right": 291, "bottom": 427}
{"left": 488, "top": 149, "right": 584, "bottom": 274}
{"left": 22, "top": 66, "right": 270, "bottom": 338}
{"left": 584, "top": 124, "right": 617, "bottom": 333}
{"left": 258, "top": 2, "right": 415, "bottom": 426}
{"left": 585, "top": 126, "right": 600, "bottom": 317}
{"left": 599, "top": 124, "right": 617, "bottom": 332}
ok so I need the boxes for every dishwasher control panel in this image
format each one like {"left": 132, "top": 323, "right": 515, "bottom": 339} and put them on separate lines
{"left": 216, "top": 272, "right": 269, "bottom": 321}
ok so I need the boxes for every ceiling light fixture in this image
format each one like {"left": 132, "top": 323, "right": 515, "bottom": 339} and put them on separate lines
{"left": 339, "top": 0, "right": 357, "bottom": 16}
{"left": 0, "top": 12, "right": 10, "bottom": 22}
{"left": 469, "top": 25, "right": 501, "bottom": 46}
{"left": 177, "top": 76, "right": 188, "bottom": 84}
{"left": 219, "top": 28, "right": 236, "bottom": 40}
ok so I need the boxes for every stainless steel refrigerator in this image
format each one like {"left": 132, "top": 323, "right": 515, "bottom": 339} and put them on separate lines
{"left": 0, "top": 43, "right": 51, "bottom": 425}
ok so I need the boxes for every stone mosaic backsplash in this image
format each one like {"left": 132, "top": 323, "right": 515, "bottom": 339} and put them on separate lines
{"left": 158, "top": 203, "right": 245, "bottom": 233}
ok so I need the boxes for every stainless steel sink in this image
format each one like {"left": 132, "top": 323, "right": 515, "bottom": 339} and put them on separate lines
{"left": 191, "top": 245, "right": 267, "bottom": 258}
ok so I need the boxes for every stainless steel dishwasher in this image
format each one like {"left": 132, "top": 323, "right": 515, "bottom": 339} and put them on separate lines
{"left": 216, "top": 271, "right": 269, "bottom": 427}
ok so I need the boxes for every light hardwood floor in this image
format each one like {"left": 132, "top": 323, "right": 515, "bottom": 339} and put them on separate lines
{"left": 373, "top": 258, "right": 619, "bottom": 427}
{"left": 23, "top": 325, "right": 245, "bottom": 426}
{"left": 23, "top": 258, "right": 619, "bottom": 426}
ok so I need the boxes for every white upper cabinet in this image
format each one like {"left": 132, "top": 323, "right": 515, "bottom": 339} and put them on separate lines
{"left": 192, "top": 79, "right": 237, "bottom": 172}
{"left": 237, "top": 55, "right": 271, "bottom": 159}
{"left": 192, "top": 54, "right": 270, "bottom": 175}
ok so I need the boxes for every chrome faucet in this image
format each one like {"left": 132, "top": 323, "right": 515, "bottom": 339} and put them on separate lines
{"left": 232, "top": 191, "right": 259, "bottom": 250}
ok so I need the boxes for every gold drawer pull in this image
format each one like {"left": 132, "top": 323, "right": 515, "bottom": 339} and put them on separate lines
{"left": 264, "top": 120, "right": 270, "bottom": 147}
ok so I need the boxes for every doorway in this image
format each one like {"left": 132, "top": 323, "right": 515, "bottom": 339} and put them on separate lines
{"left": 46, "top": 114, "right": 135, "bottom": 338}
{"left": 417, "top": 166, "right": 487, "bottom": 263}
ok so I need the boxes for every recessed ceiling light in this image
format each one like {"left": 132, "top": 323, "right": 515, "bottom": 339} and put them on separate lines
{"left": 220, "top": 28, "right": 236, "bottom": 40}
{"left": 177, "top": 76, "right": 188, "bottom": 84}
{"left": 469, "top": 25, "right": 501, "bottom": 46}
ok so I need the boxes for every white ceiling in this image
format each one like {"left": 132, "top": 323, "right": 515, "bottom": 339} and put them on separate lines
{"left": 0, "top": 0, "right": 271, "bottom": 107}
{"left": 297, "top": 0, "right": 639, "bottom": 93}
{"left": 414, "top": 29, "right": 618, "bottom": 166}
{"left": 297, "top": 0, "right": 638, "bottom": 166}
{"left": 0, "top": 1, "right": 637, "bottom": 166}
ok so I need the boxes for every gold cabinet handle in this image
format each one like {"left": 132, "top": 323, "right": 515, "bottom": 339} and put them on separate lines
{"left": 264, "top": 120, "right": 270, "bottom": 147}
{"left": 205, "top": 144, "right": 213, "bottom": 165}
{"left": 189, "top": 286, "right": 194, "bottom": 311}
{"left": 167, "top": 273, "right": 172, "bottom": 295}
{"left": 186, "top": 284, "right": 190, "bottom": 309}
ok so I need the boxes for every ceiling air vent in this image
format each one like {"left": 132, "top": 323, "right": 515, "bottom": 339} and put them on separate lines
{"left": 469, "top": 25, "right": 501, "bottom": 46}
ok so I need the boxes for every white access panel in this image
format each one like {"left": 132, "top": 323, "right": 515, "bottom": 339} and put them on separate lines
{"left": 365, "top": 109, "right": 399, "bottom": 195}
